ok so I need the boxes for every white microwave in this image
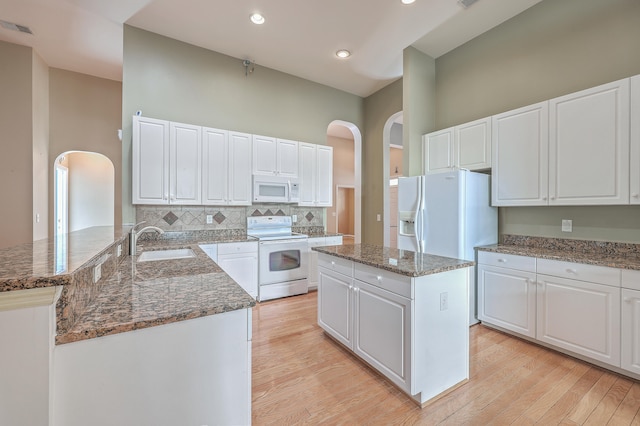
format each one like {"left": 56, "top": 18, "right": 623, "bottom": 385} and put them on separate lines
{"left": 253, "top": 175, "right": 300, "bottom": 203}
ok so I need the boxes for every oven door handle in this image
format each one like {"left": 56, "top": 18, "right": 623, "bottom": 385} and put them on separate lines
{"left": 258, "top": 240, "right": 308, "bottom": 246}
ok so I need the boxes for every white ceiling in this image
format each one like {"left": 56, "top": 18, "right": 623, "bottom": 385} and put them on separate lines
{"left": 0, "top": 0, "right": 542, "bottom": 97}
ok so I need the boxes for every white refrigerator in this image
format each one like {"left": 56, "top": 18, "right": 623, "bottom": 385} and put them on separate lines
{"left": 397, "top": 170, "right": 498, "bottom": 324}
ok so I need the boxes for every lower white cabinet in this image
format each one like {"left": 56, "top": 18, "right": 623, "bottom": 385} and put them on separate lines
{"left": 479, "top": 251, "right": 627, "bottom": 372}
{"left": 307, "top": 235, "right": 343, "bottom": 290}
{"left": 622, "top": 270, "right": 640, "bottom": 375}
{"left": 216, "top": 242, "right": 258, "bottom": 299}
{"left": 317, "top": 253, "right": 470, "bottom": 405}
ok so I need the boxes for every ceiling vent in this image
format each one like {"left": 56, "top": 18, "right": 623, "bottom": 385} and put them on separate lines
{"left": 0, "top": 20, "right": 33, "bottom": 35}
{"left": 458, "top": 0, "right": 480, "bottom": 8}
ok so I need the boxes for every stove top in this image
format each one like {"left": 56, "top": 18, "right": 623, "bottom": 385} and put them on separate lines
{"left": 246, "top": 216, "right": 308, "bottom": 241}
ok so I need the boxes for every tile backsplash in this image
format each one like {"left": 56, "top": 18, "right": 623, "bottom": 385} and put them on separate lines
{"left": 136, "top": 204, "right": 325, "bottom": 232}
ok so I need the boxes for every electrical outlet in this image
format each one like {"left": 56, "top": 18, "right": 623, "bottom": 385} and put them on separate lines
{"left": 440, "top": 292, "right": 448, "bottom": 311}
{"left": 93, "top": 263, "right": 102, "bottom": 283}
{"left": 376, "top": 214, "right": 381, "bottom": 222}
{"left": 117, "top": 244, "right": 122, "bottom": 257}
{"left": 206, "top": 214, "right": 213, "bottom": 224}
{"left": 292, "top": 214, "right": 297, "bottom": 222}
{"left": 562, "top": 219, "right": 572, "bottom": 232}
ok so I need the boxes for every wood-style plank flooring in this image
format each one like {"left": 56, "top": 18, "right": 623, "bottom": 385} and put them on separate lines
{"left": 252, "top": 291, "right": 640, "bottom": 425}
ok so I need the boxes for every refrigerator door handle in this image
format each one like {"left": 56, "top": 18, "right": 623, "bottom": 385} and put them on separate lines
{"left": 416, "top": 176, "right": 424, "bottom": 252}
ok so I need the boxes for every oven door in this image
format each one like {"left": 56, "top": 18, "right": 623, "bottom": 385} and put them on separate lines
{"left": 258, "top": 239, "right": 308, "bottom": 285}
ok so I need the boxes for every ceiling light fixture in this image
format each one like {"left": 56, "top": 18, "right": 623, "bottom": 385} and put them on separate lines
{"left": 336, "top": 49, "right": 351, "bottom": 59}
{"left": 250, "top": 13, "right": 265, "bottom": 25}
{"left": 401, "top": 0, "right": 416, "bottom": 4}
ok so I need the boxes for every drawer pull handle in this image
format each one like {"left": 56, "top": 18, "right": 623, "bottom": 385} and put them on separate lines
{"left": 376, "top": 275, "right": 383, "bottom": 281}
{"left": 497, "top": 258, "right": 507, "bottom": 263}
{"left": 624, "top": 297, "right": 633, "bottom": 303}
{"left": 566, "top": 268, "right": 577, "bottom": 274}
{"left": 331, "top": 261, "right": 336, "bottom": 266}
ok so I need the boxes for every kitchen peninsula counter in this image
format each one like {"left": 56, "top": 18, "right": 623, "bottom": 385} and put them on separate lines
{"left": 312, "top": 243, "right": 475, "bottom": 277}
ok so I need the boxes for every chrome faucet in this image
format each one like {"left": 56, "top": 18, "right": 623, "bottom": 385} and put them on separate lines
{"left": 129, "top": 221, "right": 165, "bottom": 255}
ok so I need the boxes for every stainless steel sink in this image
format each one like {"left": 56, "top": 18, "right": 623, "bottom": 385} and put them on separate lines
{"left": 137, "top": 248, "right": 196, "bottom": 262}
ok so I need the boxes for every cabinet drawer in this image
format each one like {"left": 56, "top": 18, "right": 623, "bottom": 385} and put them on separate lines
{"left": 622, "top": 269, "right": 640, "bottom": 291}
{"left": 537, "top": 259, "right": 620, "bottom": 287}
{"left": 354, "top": 263, "right": 411, "bottom": 299}
{"left": 477, "top": 251, "right": 536, "bottom": 272}
{"left": 308, "top": 237, "right": 327, "bottom": 247}
{"left": 325, "top": 236, "right": 343, "bottom": 246}
{"left": 218, "top": 241, "right": 258, "bottom": 255}
{"left": 318, "top": 254, "right": 353, "bottom": 277}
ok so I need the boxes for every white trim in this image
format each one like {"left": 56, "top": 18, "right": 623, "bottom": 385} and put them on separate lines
{"left": 383, "top": 111, "right": 403, "bottom": 247}
{"left": 0, "top": 287, "right": 60, "bottom": 312}
{"left": 335, "top": 184, "right": 355, "bottom": 236}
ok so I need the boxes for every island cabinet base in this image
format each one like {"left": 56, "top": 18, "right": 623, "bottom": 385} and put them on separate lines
{"left": 317, "top": 252, "right": 470, "bottom": 406}
{"left": 52, "top": 308, "right": 252, "bottom": 426}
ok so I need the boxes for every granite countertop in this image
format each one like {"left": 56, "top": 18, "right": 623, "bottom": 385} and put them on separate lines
{"left": 57, "top": 244, "right": 256, "bottom": 344}
{"left": 476, "top": 235, "right": 640, "bottom": 271}
{"left": 313, "top": 243, "right": 474, "bottom": 277}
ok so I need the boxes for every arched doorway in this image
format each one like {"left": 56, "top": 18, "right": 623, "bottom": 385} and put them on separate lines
{"left": 326, "top": 120, "right": 362, "bottom": 244}
{"left": 54, "top": 151, "right": 115, "bottom": 234}
{"left": 383, "top": 112, "right": 403, "bottom": 247}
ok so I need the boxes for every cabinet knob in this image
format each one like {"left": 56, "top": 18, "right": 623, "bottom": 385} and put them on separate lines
{"left": 550, "top": 196, "right": 555, "bottom": 200}
{"left": 624, "top": 297, "right": 633, "bottom": 303}
{"left": 331, "top": 261, "right": 336, "bottom": 266}
{"left": 632, "top": 193, "right": 639, "bottom": 198}
{"left": 376, "top": 275, "right": 383, "bottom": 281}
{"left": 497, "top": 258, "right": 507, "bottom": 263}
{"left": 566, "top": 268, "right": 577, "bottom": 274}
{"left": 348, "top": 285, "right": 353, "bottom": 291}
{"left": 542, "top": 197, "right": 547, "bottom": 201}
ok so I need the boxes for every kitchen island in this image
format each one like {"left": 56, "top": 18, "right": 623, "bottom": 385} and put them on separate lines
{"left": 312, "top": 244, "right": 474, "bottom": 406}
{"left": 0, "top": 227, "right": 256, "bottom": 426}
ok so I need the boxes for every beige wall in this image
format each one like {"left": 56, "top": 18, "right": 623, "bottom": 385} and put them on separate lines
{"left": 32, "top": 51, "right": 49, "bottom": 241}
{"left": 0, "top": 41, "right": 34, "bottom": 248}
{"left": 68, "top": 152, "right": 115, "bottom": 232}
{"left": 362, "top": 79, "right": 403, "bottom": 244}
{"left": 49, "top": 68, "right": 123, "bottom": 231}
{"left": 326, "top": 135, "right": 355, "bottom": 233}
{"left": 434, "top": 0, "right": 640, "bottom": 242}
{"left": 122, "top": 25, "right": 364, "bottom": 225}
{"left": 390, "top": 147, "right": 403, "bottom": 177}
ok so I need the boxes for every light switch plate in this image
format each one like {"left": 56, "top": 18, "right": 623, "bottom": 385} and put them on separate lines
{"left": 562, "top": 219, "right": 572, "bottom": 232}
{"left": 93, "top": 263, "right": 102, "bottom": 283}
{"left": 206, "top": 214, "right": 213, "bottom": 224}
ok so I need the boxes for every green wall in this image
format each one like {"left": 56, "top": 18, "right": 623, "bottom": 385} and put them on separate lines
{"left": 434, "top": 0, "right": 640, "bottom": 242}
{"left": 122, "top": 26, "right": 364, "bottom": 225}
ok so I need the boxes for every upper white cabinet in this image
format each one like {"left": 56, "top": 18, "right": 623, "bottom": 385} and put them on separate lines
{"left": 252, "top": 135, "right": 298, "bottom": 177}
{"left": 299, "top": 143, "right": 333, "bottom": 207}
{"left": 492, "top": 101, "right": 549, "bottom": 206}
{"left": 631, "top": 75, "right": 640, "bottom": 204}
{"left": 423, "top": 117, "right": 491, "bottom": 174}
{"left": 202, "top": 128, "right": 252, "bottom": 206}
{"left": 549, "top": 78, "right": 630, "bottom": 205}
{"left": 132, "top": 117, "right": 201, "bottom": 205}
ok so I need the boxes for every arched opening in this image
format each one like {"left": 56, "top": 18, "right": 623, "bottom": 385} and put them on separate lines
{"left": 383, "top": 112, "right": 403, "bottom": 247}
{"left": 54, "top": 151, "right": 115, "bottom": 234}
{"left": 326, "top": 120, "right": 362, "bottom": 244}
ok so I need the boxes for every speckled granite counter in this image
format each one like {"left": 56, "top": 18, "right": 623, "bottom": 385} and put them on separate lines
{"left": 312, "top": 243, "right": 474, "bottom": 277}
{"left": 476, "top": 235, "right": 640, "bottom": 271}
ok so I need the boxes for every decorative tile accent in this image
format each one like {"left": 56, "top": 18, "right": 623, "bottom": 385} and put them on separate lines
{"left": 251, "top": 210, "right": 262, "bottom": 217}
{"left": 276, "top": 209, "right": 286, "bottom": 216}
{"left": 163, "top": 211, "right": 178, "bottom": 225}
{"left": 213, "top": 212, "right": 226, "bottom": 224}
{"left": 264, "top": 209, "right": 274, "bottom": 216}
{"left": 305, "top": 212, "right": 315, "bottom": 222}
{"left": 180, "top": 211, "right": 197, "bottom": 225}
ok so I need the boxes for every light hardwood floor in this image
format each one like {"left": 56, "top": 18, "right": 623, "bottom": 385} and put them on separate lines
{"left": 252, "top": 291, "right": 640, "bottom": 425}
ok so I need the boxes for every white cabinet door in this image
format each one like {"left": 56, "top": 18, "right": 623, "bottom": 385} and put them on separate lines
{"left": 276, "top": 138, "right": 299, "bottom": 177}
{"left": 423, "top": 128, "right": 454, "bottom": 174}
{"left": 477, "top": 264, "right": 537, "bottom": 338}
{"left": 456, "top": 117, "right": 491, "bottom": 171}
{"left": 316, "top": 145, "right": 333, "bottom": 206}
{"left": 307, "top": 237, "right": 326, "bottom": 290}
{"left": 202, "top": 127, "right": 228, "bottom": 205}
{"left": 492, "top": 101, "right": 549, "bottom": 206}
{"left": 622, "top": 288, "right": 640, "bottom": 375}
{"left": 318, "top": 267, "right": 352, "bottom": 348}
{"left": 217, "top": 242, "right": 258, "bottom": 298}
{"left": 132, "top": 116, "right": 170, "bottom": 205}
{"left": 353, "top": 280, "right": 412, "bottom": 393}
{"left": 536, "top": 274, "right": 620, "bottom": 367}
{"left": 631, "top": 75, "right": 640, "bottom": 204}
{"left": 169, "top": 122, "right": 202, "bottom": 205}
{"left": 298, "top": 142, "right": 316, "bottom": 206}
{"left": 228, "top": 132, "right": 252, "bottom": 206}
{"left": 549, "top": 78, "right": 630, "bottom": 205}
{"left": 252, "top": 135, "right": 278, "bottom": 175}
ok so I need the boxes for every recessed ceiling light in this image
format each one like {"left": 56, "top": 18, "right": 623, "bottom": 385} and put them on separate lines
{"left": 402, "top": 0, "right": 416, "bottom": 4}
{"left": 250, "top": 13, "right": 265, "bottom": 25}
{"left": 336, "top": 49, "right": 351, "bottom": 59}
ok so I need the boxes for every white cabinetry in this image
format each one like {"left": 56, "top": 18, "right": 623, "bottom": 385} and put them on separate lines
{"left": 307, "top": 235, "right": 343, "bottom": 290}
{"left": 631, "top": 75, "right": 640, "bottom": 204}
{"left": 318, "top": 253, "right": 470, "bottom": 404}
{"left": 477, "top": 252, "right": 537, "bottom": 338}
{"left": 216, "top": 242, "right": 259, "bottom": 298}
{"left": 491, "top": 101, "right": 549, "bottom": 206}
{"left": 549, "top": 78, "right": 630, "bottom": 205}
{"left": 622, "top": 270, "right": 640, "bottom": 375}
{"left": 252, "top": 135, "right": 298, "bottom": 177}
{"left": 202, "top": 128, "right": 252, "bottom": 206}
{"left": 299, "top": 143, "right": 333, "bottom": 207}
{"left": 132, "top": 117, "right": 201, "bottom": 205}
{"left": 423, "top": 117, "right": 491, "bottom": 174}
